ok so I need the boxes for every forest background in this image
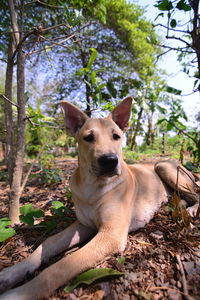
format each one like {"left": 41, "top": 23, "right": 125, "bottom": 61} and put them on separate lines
{"left": 0, "top": 0, "right": 199, "bottom": 237}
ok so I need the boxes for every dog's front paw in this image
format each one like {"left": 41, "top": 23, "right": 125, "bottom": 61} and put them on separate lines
{"left": 0, "top": 259, "right": 35, "bottom": 293}
{"left": 187, "top": 203, "right": 199, "bottom": 217}
{"left": 0, "top": 287, "right": 31, "bottom": 300}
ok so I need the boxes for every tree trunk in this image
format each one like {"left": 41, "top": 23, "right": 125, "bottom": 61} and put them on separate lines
{"left": 85, "top": 75, "right": 91, "bottom": 117}
{"left": 190, "top": 0, "right": 200, "bottom": 91}
{"left": 76, "top": 38, "right": 92, "bottom": 117}
{"left": 130, "top": 107, "right": 143, "bottom": 150}
{"left": 9, "top": 46, "right": 26, "bottom": 224}
{"left": 146, "top": 115, "right": 154, "bottom": 146}
{"left": 162, "top": 133, "right": 165, "bottom": 154}
{"left": 4, "top": 36, "right": 15, "bottom": 185}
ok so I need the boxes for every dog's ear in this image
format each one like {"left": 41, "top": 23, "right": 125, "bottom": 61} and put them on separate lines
{"left": 61, "top": 101, "right": 89, "bottom": 136}
{"left": 109, "top": 97, "right": 132, "bottom": 131}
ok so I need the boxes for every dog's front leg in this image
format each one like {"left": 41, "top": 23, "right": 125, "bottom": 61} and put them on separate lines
{"left": 0, "top": 221, "right": 95, "bottom": 294}
{"left": 0, "top": 226, "right": 125, "bottom": 300}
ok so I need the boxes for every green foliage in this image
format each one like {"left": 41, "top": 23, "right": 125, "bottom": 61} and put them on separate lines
{"left": 76, "top": 48, "right": 107, "bottom": 106}
{"left": 155, "top": 0, "right": 191, "bottom": 16}
{"left": 18, "top": 199, "right": 73, "bottom": 232}
{"left": 105, "top": 0, "right": 160, "bottom": 80}
{"left": 0, "top": 218, "right": 16, "bottom": 242}
{"left": 116, "top": 256, "right": 126, "bottom": 264}
{"left": 64, "top": 268, "right": 124, "bottom": 293}
{"left": 51, "top": 200, "right": 71, "bottom": 217}
{"left": 19, "top": 204, "right": 44, "bottom": 226}
{"left": 185, "top": 161, "right": 200, "bottom": 173}
{"left": 154, "top": 0, "right": 199, "bottom": 90}
{"left": 26, "top": 106, "right": 57, "bottom": 158}
{"left": 32, "top": 167, "right": 64, "bottom": 185}
{"left": 156, "top": 96, "right": 200, "bottom": 163}
{"left": 0, "top": 169, "right": 7, "bottom": 182}
{"left": 155, "top": 0, "right": 173, "bottom": 11}
{"left": 69, "top": 0, "right": 107, "bottom": 23}
{"left": 123, "top": 148, "right": 141, "bottom": 164}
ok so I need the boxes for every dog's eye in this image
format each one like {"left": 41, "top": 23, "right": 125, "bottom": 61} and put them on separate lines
{"left": 84, "top": 134, "right": 94, "bottom": 142}
{"left": 113, "top": 133, "right": 120, "bottom": 140}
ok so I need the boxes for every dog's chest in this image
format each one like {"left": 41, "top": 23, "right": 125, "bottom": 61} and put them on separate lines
{"left": 74, "top": 200, "right": 99, "bottom": 229}
{"left": 70, "top": 176, "right": 125, "bottom": 229}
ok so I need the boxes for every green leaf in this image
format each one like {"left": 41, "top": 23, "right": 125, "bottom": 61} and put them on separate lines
{"left": 154, "top": 12, "right": 164, "bottom": 21}
{"left": 87, "top": 48, "right": 97, "bottom": 69}
{"left": 166, "top": 85, "right": 182, "bottom": 95}
{"left": 0, "top": 227, "right": 16, "bottom": 242}
{"left": 46, "top": 220, "right": 57, "bottom": 232}
{"left": 20, "top": 204, "right": 33, "bottom": 215}
{"left": 91, "top": 71, "right": 96, "bottom": 85}
{"left": 176, "top": 0, "right": 191, "bottom": 11}
{"left": 80, "top": 67, "right": 90, "bottom": 73}
{"left": 51, "top": 201, "right": 66, "bottom": 217}
{"left": 170, "top": 19, "right": 177, "bottom": 28}
{"left": 32, "top": 208, "right": 45, "bottom": 218}
{"left": 0, "top": 218, "right": 16, "bottom": 242}
{"left": 157, "top": 118, "right": 166, "bottom": 125}
{"left": 40, "top": 220, "right": 57, "bottom": 232}
{"left": 19, "top": 215, "right": 34, "bottom": 226}
{"left": 156, "top": 105, "right": 167, "bottom": 114}
{"left": 167, "top": 122, "right": 174, "bottom": 131}
{"left": 117, "top": 256, "right": 126, "bottom": 264}
{"left": 106, "top": 81, "right": 117, "bottom": 98}
{"left": 64, "top": 268, "right": 124, "bottom": 293}
{"left": 155, "top": 0, "right": 173, "bottom": 11}
{"left": 51, "top": 201, "right": 65, "bottom": 209}
{"left": 0, "top": 217, "right": 12, "bottom": 229}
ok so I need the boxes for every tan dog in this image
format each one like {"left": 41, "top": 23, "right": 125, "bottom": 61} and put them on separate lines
{"left": 0, "top": 97, "right": 199, "bottom": 300}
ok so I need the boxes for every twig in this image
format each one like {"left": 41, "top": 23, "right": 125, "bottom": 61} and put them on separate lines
{"left": 20, "top": 141, "right": 48, "bottom": 193}
{"left": 176, "top": 165, "right": 200, "bottom": 217}
{"left": 39, "top": 34, "right": 75, "bottom": 50}
{"left": 175, "top": 254, "right": 194, "bottom": 300}
{"left": 150, "top": 286, "right": 196, "bottom": 299}
{"left": 166, "top": 35, "right": 199, "bottom": 53}
{"left": 169, "top": 121, "right": 197, "bottom": 145}
{"left": 27, "top": 21, "right": 95, "bottom": 55}
{"left": 40, "top": 23, "right": 72, "bottom": 32}
{"left": 154, "top": 23, "right": 190, "bottom": 34}
{"left": 27, "top": 0, "right": 64, "bottom": 9}
{"left": 0, "top": 93, "right": 20, "bottom": 108}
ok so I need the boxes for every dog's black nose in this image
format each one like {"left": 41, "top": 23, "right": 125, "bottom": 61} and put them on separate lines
{"left": 98, "top": 154, "right": 118, "bottom": 170}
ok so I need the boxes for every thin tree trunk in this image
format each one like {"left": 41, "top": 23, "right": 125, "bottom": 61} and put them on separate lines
{"left": 75, "top": 37, "right": 92, "bottom": 117}
{"left": 162, "top": 132, "right": 165, "bottom": 154}
{"left": 190, "top": 0, "right": 200, "bottom": 91}
{"left": 130, "top": 107, "right": 143, "bottom": 150}
{"left": 146, "top": 115, "right": 154, "bottom": 146}
{"left": 4, "top": 36, "right": 15, "bottom": 185}
{"left": 7, "top": 0, "right": 26, "bottom": 224}
{"left": 9, "top": 46, "right": 26, "bottom": 224}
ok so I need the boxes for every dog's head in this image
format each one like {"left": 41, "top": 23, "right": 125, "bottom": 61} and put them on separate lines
{"left": 61, "top": 97, "right": 132, "bottom": 178}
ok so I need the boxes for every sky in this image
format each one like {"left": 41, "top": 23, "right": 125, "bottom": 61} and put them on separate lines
{"left": 136, "top": 0, "right": 199, "bottom": 123}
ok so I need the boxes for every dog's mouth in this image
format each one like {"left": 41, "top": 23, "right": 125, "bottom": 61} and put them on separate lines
{"left": 91, "top": 153, "right": 120, "bottom": 178}
{"left": 98, "top": 168, "right": 119, "bottom": 177}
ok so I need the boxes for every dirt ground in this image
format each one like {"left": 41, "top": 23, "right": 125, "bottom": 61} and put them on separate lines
{"left": 0, "top": 158, "right": 200, "bottom": 300}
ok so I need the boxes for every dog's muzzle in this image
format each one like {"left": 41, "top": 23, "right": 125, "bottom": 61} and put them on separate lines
{"left": 97, "top": 153, "right": 119, "bottom": 177}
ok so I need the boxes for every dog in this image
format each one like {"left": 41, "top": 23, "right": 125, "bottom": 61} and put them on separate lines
{"left": 0, "top": 97, "right": 199, "bottom": 299}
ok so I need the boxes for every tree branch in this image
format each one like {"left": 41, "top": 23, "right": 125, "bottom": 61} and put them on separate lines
{"left": 169, "top": 121, "right": 198, "bottom": 144}
{"left": 166, "top": 35, "right": 200, "bottom": 54}
{"left": 154, "top": 23, "right": 190, "bottom": 34}
{"left": 8, "top": 0, "right": 20, "bottom": 45}
{"left": 26, "top": 0, "right": 64, "bottom": 9}
{"left": 0, "top": 93, "right": 20, "bottom": 108}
